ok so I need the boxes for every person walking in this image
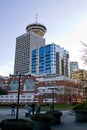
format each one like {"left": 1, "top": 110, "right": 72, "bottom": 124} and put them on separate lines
{"left": 35, "top": 104, "right": 41, "bottom": 114}
{"left": 25, "top": 105, "right": 32, "bottom": 117}
{"left": 31, "top": 103, "right": 35, "bottom": 115}
{"left": 10, "top": 103, "right": 15, "bottom": 116}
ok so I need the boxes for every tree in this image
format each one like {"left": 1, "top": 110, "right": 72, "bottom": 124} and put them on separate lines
{"left": 0, "top": 87, "right": 7, "bottom": 95}
{"left": 80, "top": 41, "right": 87, "bottom": 64}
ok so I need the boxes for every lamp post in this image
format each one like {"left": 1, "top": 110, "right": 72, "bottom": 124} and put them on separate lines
{"left": 51, "top": 87, "right": 54, "bottom": 111}
{"left": 16, "top": 73, "right": 21, "bottom": 121}
{"left": 10, "top": 73, "right": 21, "bottom": 122}
{"left": 48, "top": 81, "right": 56, "bottom": 111}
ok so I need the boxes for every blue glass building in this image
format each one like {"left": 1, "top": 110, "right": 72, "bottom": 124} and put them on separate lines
{"left": 31, "top": 43, "right": 70, "bottom": 77}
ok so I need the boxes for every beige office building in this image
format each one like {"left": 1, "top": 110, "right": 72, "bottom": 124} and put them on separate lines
{"left": 14, "top": 23, "right": 47, "bottom": 74}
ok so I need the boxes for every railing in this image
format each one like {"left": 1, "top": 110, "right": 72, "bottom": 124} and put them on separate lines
{"left": 0, "top": 94, "right": 36, "bottom": 103}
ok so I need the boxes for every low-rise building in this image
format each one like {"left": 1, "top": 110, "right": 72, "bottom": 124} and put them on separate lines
{"left": 72, "top": 69, "right": 87, "bottom": 101}
{"left": 0, "top": 74, "right": 82, "bottom": 104}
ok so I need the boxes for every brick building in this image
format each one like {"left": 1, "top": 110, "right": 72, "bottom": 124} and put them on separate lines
{"left": 0, "top": 74, "right": 82, "bottom": 104}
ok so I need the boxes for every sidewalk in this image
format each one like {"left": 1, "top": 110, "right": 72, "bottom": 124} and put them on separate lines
{"left": 51, "top": 110, "right": 87, "bottom": 130}
{"left": 0, "top": 109, "right": 87, "bottom": 130}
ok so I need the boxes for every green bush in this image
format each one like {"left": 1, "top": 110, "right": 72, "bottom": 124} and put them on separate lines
{"left": 31, "top": 114, "right": 52, "bottom": 122}
{"left": 0, "top": 119, "right": 34, "bottom": 130}
{"left": 72, "top": 102, "right": 87, "bottom": 111}
{"left": 46, "top": 110, "right": 62, "bottom": 125}
{"left": 46, "top": 110, "right": 62, "bottom": 116}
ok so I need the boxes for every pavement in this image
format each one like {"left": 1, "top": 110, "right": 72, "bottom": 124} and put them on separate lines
{"left": 51, "top": 110, "right": 87, "bottom": 130}
{"left": 0, "top": 108, "right": 87, "bottom": 130}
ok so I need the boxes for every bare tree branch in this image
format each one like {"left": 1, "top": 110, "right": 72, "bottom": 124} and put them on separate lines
{"left": 79, "top": 40, "right": 87, "bottom": 47}
{"left": 79, "top": 40, "right": 87, "bottom": 64}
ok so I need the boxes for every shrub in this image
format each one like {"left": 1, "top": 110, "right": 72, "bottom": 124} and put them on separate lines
{"left": 46, "top": 110, "right": 62, "bottom": 125}
{"left": 0, "top": 119, "right": 34, "bottom": 130}
{"left": 31, "top": 114, "right": 52, "bottom": 122}
{"left": 72, "top": 102, "right": 87, "bottom": 111}
{"left": 46, "top": 110, "right": 62, "bottom": 116}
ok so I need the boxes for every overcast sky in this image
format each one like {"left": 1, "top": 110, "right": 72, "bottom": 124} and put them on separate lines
{"left": 0, "top": 0, "right": 87, "bottom": 76}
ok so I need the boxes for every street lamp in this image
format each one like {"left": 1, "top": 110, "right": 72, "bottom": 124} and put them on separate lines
{"left": 10, "top": 73, "right": 21, "bottom": 121}
{"left": 48, "top": 81, "right": 56, "bottom": 111}
{"left": 16, "top": 73, "right": 21, "bottom": 121}
{"left": 51, "top": 87, "right": 55, "bottom": 111}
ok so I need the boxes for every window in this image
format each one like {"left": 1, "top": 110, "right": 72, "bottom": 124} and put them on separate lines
{"left": 0, "top": 81, "right": 4, "bottom": 88}
{"left": 8, "top": 80, "right": 18, "bottom": 91}
{"left": 23, "top": 79, "right": 35, "bottom": 91}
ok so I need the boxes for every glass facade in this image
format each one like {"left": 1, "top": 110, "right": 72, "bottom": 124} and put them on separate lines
{"left": 39, "top": 47, "right": 45, "bottom": 74}
{"left": 31, "top": 43, "right": 70, "bottom": 77}
{"left": 31, "top": 50, "right": 37, "bottom": 74}
{"left": 44, "top": 45, "right": 51, "bottom": 74}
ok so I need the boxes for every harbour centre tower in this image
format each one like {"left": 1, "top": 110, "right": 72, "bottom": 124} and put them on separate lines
{"left": 14, "top": 22, "right": 47, "bottom": 75}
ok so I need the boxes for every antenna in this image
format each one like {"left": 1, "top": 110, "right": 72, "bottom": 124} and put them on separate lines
{"left": 35, "top": 14, "right": 38, "bottom": 23}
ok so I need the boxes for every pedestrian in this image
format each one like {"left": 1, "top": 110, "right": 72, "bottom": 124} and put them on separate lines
{"left": 10, "top": 103, "right": 15, "bottom": 116}
{"left": 45, "top": 103, "right": 50, "bottom": 112}
{"left": 35, "top": 104, "right": 41, "bottom": 114}
{"left": 31, "top": 103, "right": 35, "bottom": 115}
{"left": 25, "top": 105, "right": 32, "bottom": 118}
{"left": 28, "top": 105, "right": 32, "bottom": 115}
{"left": 24, "top": 104, "right": 28, "bottom": 110}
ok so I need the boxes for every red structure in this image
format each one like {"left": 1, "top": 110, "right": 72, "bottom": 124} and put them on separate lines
{"left": 0, "top": 74, "right": 82, "bottom": 104}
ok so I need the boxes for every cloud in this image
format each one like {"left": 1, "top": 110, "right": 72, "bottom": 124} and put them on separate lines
{"left": 49, "top": 20, "right": 87, "bottom": 70}
{"left": 0, "top": 62, "right": 14, "bottom": 76}
{"left": 61, "top": 20, "right": 87, "bottom": 70}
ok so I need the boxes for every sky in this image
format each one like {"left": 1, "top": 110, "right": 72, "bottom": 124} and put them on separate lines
{"left": 0, "top": 0, "right": 87, "bottom": 76}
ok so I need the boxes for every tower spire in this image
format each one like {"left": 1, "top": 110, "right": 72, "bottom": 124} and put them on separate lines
{"left": 26, "top": 15, "right": 47, "bottom": 37}
{"left": 35, "top": 14, "right": 38, "bottom": 23}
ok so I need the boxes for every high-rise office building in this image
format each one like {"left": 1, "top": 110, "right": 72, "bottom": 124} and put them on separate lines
{"left": 31, "top": 43, "right": 70, "bottom": 77}
{"left": 70, "top": 61, "right": 79, "bottom": 78}
{"left": 14, "top": 22, "right": 47, "bottom": 74}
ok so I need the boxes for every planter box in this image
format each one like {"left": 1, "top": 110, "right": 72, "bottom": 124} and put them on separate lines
{"left": 75, "top": 110, "right": 87, "bottom": 122}
{"left": 33, "top": 120, "right": 51, "bottom": 130}
{"left": 31, "top": 114, "right": 52, "bottom": 130}
{"left": 46, "top": 111, "right": 62, "bottom": 125}
{"left": 0, "top": 119, "right": 34, "bottom": 130}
